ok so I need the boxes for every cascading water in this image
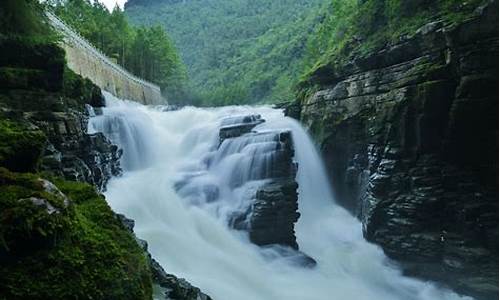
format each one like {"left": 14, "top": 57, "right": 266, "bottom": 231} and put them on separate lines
{"left": 88, "top": 91, "right": 472, "bottom": 300}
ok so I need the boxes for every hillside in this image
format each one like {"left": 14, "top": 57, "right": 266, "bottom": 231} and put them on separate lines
{"left": 125, "top": 0, "right": 325, "bottom": 105}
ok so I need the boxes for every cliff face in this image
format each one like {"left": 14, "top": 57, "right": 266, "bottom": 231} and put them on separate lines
{"left": 0, "top": 37, "right": 122, "bottom": 191}
{"left": 291, "top": 1, "right": 498, "bottom": 299}
{"left": 0, "top": 35, "right": 211, "bottom": 299}
{"left": 0, "top": 37, "right": 153, "bottom": 299}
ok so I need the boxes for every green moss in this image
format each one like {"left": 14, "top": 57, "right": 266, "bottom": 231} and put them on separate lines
{"left": 0, "top": 37, "right": 65, "bottom": 81}
{"left": 62, "top": 67, "right": 103, "bottom": 108}
{"left": 300, "top": 0, "right": 488, "bottom": 89}
{"left": 0, "top": 67, "right": 50, "bottom": 90}
{"left": 0, "top": 116, "right": 46, "bottom": 172}
{"left": 0, "top": 169, "right": 153, "bottom": 300}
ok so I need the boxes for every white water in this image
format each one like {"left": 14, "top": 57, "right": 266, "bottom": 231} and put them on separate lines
{"left": 89, "top": 92, "right": 471, "bottom": 300}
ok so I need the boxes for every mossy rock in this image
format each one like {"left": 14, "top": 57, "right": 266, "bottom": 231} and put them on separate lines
{"left": 0, "top": 68, "right": 103, "bottom": 113}
{"left": 0, "top": 168, "right": 153, "bottom": 300}
{"left": 0, "top": 168, "right": 72, "bottom": 257}
{"left": 0, "top": 67, "right": 54, "bottom": 91}
{"left": 0, "top": 90, "right": 66, "bottom": 112}
{"left": 0, "top": 116, "right": 46, "bottom": 172}
{"left": 63, "top": 68, "right": 105, "bottom": 108}
{"left": 0, "top": 37, "right": 65, "bottom": 75}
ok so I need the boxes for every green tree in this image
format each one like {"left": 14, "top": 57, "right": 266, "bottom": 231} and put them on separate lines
{"left": 51, "top": 0, "right": 187, "bottom": 102}
{"left": 0, "top": 0, "right": 53, "bottom": 38}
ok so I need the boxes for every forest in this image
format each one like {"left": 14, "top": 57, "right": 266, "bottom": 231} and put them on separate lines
{"left": 48, "top": 0, "right": 187, "bottom": 100}
{"left": 125, "top": 0, "right": 326, "bottom": 105}
{"left": 0, "top": 1, "right": 497, "bottom": 299}
{"left": 125, "top": 0, "right": 489, "bottom": 106}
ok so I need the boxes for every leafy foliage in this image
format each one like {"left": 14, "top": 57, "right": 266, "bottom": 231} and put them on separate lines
{"left": 125, "top": 0, "right": 326, "bottom": 105}
{"left": 0, "top": 0, "right": 55, "bottom": 39}
{"left": 49, "top": 0, "right": 187, "bottom": 101}
{"left": 301, "top": 0, "right": 489, "bottom": 83}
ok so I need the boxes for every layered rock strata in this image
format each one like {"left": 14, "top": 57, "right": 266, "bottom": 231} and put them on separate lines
{"left": 292, "top": 1, "right": 498, "bottom": 298}
{"left": 218, "top": 117, "right": 300, "bottom": 250}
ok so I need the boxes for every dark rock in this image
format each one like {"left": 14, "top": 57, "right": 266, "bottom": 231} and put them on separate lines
{"left": 31, "top": 111, "right": 122, "bottom": 191}
{"left": 116, "top": 212, "right": 212, "bottom": 300}
{"left": 150, "top": 258, "right": 212, "bottom": 300}
{"left": 159, "top": 104, "right": 181, "bottom": 112}
{"left": 219, "top": 114, "right": 264, "bottom": 143}
{"left": 217, "top": 115, "right": 307, "bottom": 258}
{"left": 294, "top": 1, "right": 498, "bottom": 298}
{"left": 220, "top": 122, "right": 299, "bottom": 249}
{"left": 116, "top": 213, "right": 136, "bottom": 232}
{"left": 246, "top": 179, "right": 300, "bottom": 249}
{"left": 261, "top": 245, "right": 317, "bottom": 268}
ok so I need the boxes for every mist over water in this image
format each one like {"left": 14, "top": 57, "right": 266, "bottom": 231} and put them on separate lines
{"left": 89, "top": 92, "right": 472, "bottom": 300}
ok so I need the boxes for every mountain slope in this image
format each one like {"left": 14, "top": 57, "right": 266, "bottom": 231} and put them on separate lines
{"left": 125, "top": 0, "right": 324, "bottom": 105}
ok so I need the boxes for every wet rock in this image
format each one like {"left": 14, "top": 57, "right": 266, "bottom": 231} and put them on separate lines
{"left": 116, "top": 213, "right": 212, "bottom": 300}
{"left": 293, "top": 1, "right": 498, "bottom": 298}
{"left": 218, "top": 115, "right": 302, "bottom": 251}
{"left": 247, "top": 179, "right": 300, "bottom": 249}
{"left": 261, "top": 245, "right": 317, "bottom": 268}
{"left": 151, "top": 258, "right": 212, "bottom": 300}
{"left": 219, "top": 114, "right": 264, "bottom": 142}
{"left": 116, "top": 213, "right": 135, "bottom": 232}
{"left": 32, "top": 111, "right": 122, "bottom": 191}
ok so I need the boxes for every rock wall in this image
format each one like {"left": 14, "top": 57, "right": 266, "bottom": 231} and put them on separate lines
{"left": 0, "top": 37, "right": 122, "bottom": 191}
{"left": 47, "top": 12, "right": 165, "bottom": 105}
{"left": 117, "top": 214, "right": 213, "bottom": 300}
{"left": 291, "top": 1, "right": 498, "bottom": 299}
{"left": 217, "top": 117, "right": 301, "bottom": 250}
{"left": 0, "top": 35, "right": 210, "bottom": 299}
{"left": 0, "top": 37, "right": 153, "bottom": 299}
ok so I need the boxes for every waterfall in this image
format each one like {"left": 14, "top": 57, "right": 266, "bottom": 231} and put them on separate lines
{"left": 89, "top": 91, "right": 472, "bottom": 300}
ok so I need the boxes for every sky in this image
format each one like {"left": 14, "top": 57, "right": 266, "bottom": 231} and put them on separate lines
{"left": 100, "top": 0, "right": 126, "bottom": 10}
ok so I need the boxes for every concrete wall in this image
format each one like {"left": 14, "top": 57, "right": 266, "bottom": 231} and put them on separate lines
{"left": 47, "top": 12, "right": 166, "bottom": 105}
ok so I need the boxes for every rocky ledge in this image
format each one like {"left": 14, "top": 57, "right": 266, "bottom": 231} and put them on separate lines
{"left": 0, "top": 35, "right": 211, "bottom": 299}
{"left": 291, "top": 1, "right": 498, "bottom": 298}
{"left": 117, "top": 214, "right": 213, "bottom": 300}
{"left": 0, "top": 36, "right": 121, "bottom": 191}
{"left": 217, "top": 115, "right": 316, "bottom": 266}
{"left": 218, "top": 118, "right": 300, "bottom": 248}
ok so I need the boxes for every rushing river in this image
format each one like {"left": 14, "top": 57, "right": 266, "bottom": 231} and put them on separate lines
{"left": 88, "top": 92, "right": 471, "bottom": 300}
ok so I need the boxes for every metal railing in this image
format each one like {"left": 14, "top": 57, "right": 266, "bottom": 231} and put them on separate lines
{"left": 46, "top": 11, "right": 161, "bottom": 92}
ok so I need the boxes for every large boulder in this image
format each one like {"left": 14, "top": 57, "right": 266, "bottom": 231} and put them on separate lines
{"left": 0, "top": 169, "right": 153, "bottom": 300}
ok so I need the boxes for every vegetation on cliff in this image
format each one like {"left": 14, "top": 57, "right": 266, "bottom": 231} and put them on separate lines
{"left": 300, "top": 0, "right": 489, "bottom": 88}
{"left": 0, "top": 0, "right": 54, "bottom": 38}
{"left": 0, "top": 2, "right": 154, "bottom": 298}
{"left": 125, "top": 0, "right": 325, "bottom": 105}
{"left": 0, "top": 168, "right": 153, "bottom": 299}
{"left": 291, "top": 1, "right": 498, "bottom": 298}
{"left": 48, "top": 0, "right": 188, "bottom": 101}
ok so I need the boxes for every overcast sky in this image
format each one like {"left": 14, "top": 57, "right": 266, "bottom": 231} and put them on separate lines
{"left": 100, "top": 0, "right": 126, "bottom": 10}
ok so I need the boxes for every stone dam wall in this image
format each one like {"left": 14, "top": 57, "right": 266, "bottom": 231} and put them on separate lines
{"left": 47, "top": 12, "right": 165, "bottom": 105}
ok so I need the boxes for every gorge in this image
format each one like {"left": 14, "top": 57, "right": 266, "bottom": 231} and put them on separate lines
{"left": 89, "top": 92, "right": 476, "bottom": 300}
{"left": 0, "top": 0, "right": 497, "bottom": 299}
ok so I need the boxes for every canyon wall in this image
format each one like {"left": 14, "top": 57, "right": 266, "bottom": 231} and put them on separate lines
{"left": 47, "top": 12, "right": 165, "bottom": 105}
{"left": 290, "top": 1, "right": 498, "bottom": 299}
